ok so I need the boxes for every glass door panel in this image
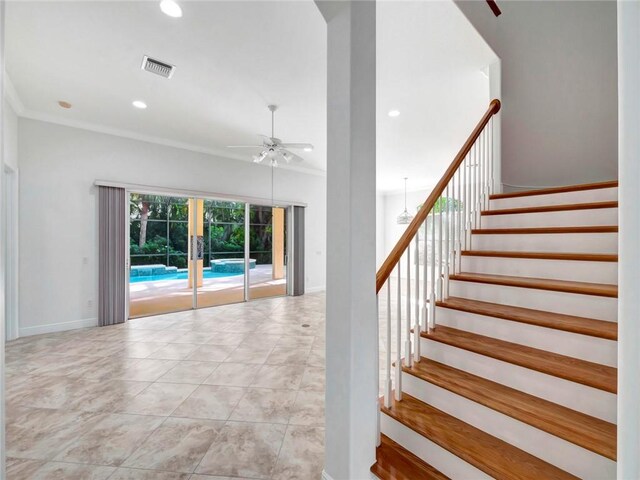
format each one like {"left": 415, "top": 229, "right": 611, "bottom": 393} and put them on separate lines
{"left": 248, "top": 205, "right": 287, "bottom": 299}
{"left": 195, "top": 199, "right": 246, "bottom": 308}
{"left": 128, "top": 193, "right": 192, "bottom": 318}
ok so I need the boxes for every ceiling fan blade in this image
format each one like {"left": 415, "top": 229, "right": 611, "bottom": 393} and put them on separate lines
{"left": 227, "top": 145, "right": 264, "bottom": 148}
{"left": 282, "top": 149, "right": 304, "bottom": 164}
{"left": 259, "top": 135, "right": 282, "bottom": 145}
{"left": 280, "top": 143, "right": 314, "bottom": 150}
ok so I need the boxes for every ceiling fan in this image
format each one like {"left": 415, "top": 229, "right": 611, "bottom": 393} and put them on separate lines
{"left": 227, "top": 105, "right": 314, "bottom": 167}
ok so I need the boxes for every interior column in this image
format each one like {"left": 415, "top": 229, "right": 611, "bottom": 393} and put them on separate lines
{"left": 315, "top": 1, "right": 378, "bottom": 478}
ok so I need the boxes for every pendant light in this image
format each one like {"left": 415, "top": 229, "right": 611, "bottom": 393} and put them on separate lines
{"left": 397, "top": 177, "right": 414, "bottom": 225}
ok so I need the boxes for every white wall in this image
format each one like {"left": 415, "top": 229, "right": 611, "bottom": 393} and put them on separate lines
{"left": 17, "top": 118, "right": 326, "bottom": 336}
{"left": 617, "top": 1, "right": 640, "bottom": 477}
{"left": 3, "top": 99, "right": 17, "bottom": 171}
{"left": 456, "top": 0, "right": 618, "bottom": 188}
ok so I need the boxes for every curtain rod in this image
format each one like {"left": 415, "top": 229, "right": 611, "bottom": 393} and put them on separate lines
{"left": 94, "top": 180, "right": 307, "bottom": 208}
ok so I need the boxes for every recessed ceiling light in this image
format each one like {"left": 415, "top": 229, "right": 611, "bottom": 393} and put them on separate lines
{"left": 388, "top": 109, "right": 400, "bottom": 117}
{"left": 132, "top": 100, "right": 147, "bottom": 109}
{"left": 160, "top": 0, "right": 182, "bottom": 18}
{"left": 304, "top": 147, "right": 313, "bottom": 152}
{"left": 58, "top": 101, "right": 72, "bottom": 109}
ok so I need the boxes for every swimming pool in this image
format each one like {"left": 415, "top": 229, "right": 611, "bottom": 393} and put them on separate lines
{"left": 130, "top": 270, "right": 243, "bottom": 283}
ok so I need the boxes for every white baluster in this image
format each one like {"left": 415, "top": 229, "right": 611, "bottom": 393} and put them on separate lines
{"left": 437, "top": 197, "right": 443, "bottom": 301}
{"left": 395, "top": 263, "right": 402, "bottom": 401}
{"left": 457, "top": 167, "right": 463, "bottom": 273}
{"left": 490, "top": 117, "right": 495, "bottom": 195}
{"left": 429, "top": 210, "right": 436, "bottom": 329}
{"left": 422, "top": 221, "right": 428, "bottom": 332}
{"left": 443, "top": 185, "right": 450, "bottom": 299}
{"left": 413, "top": 235, "right": 420, "bottom": 363}
{"left": 384, "top": 281, "right": 392, "bottom": 408}
{"left": 405, "top": 248, "right": 412, "bottom": 368}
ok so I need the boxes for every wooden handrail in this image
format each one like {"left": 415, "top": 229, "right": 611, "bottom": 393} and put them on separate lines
{"left": 486, "top": 0, "right": 502, "bottom": 17}
{"left": 376, "top": 99, "right": 501, "bottom": 292}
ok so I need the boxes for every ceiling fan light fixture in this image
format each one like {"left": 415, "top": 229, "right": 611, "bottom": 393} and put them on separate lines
{"left": 303, "top": 146, "right": 313, "bottom": 152}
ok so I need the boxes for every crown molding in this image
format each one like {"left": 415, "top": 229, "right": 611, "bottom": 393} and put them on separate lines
{"left": 8, "top": 88, "right": 326, "bottom": 178}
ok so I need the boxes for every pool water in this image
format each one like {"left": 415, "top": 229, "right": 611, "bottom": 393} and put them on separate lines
{"left": 130, "top": 270, "right": 242, "bottom": 283}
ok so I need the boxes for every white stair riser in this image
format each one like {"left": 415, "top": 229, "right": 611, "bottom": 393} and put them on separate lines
{"left": 470, "top": 232, "right": 618, "bottom": 254}
{"left": 402, "top": 374, "right": 616, "bottom": 479}
{"left": 420, "top": 337, "right": 617, "bottom": 422}
{"left": 380, "top": 413, "right": 491, "bottom": 480}
{"left": 448, "top": 280, "right": 617, "bottom": 321}
{"left": 490, "top": 187, "right": 618, "bottom": 209}
{"left": 481, "top": 208, "right": 617, "bottom": 229}
{"left": 436, "top": 307, "right": 617, "bottom": 366}
{"left": 460, "top": 255, "right": 618, "bottom": 284}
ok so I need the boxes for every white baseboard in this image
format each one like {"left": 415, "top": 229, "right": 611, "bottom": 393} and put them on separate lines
{"left": 306, "top": 285, "right": 326, "bottom": 294}
{"left": 19, "top": 317, "right": 98, "bottom": 337}
{"left": 321, "top": 469, "right": 379, "bottom": 480}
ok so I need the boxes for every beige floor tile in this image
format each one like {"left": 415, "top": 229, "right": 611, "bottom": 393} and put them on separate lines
{"left": 272, "top": 425, "right": 325, "bottom": 480}
{"left": 229, "top": 388, "right": 296, "bottom": 424}
{"left": 24, "top": 462, "right": 115, "bottom": 480}
{"left": 119, "top": 383, "right": 197, "bottom": 416}
{"left": 186, "top": 345, "right": 235, "bottom": 362}
{"left": 300, "top": 366, "right": 325, "bottom": 391}
{"left": 202, "top": 363, "right": 261, "bottom": 387}
{"left": 204, "top": 332, "right": 246, "bottom": 346}
{"left": 196, "top": 421, "right": 286, "bottom": 479}
{"left": 120, "top": 359, "right": 179, "bottom": 381}
{"left": 146, "top": 343, "right": 199, "bottom": 360}
{"left": 123, "top": 417, "right": 224, "bottom": 473}
{"left": 223, "top": 345, "right": 274, "bottom": 364}
{"left": 156, "top": 361, "right": 219, "bottom": 384}
{"left": 265, "top": 347, "right": 310, "bottom": 365}
{"left": 172, "top": 385, "right": 245, "bottom": 420}
{"left": 251, "top": 365, "right": 305, "bottom": 390}
{"left": 119, "top": 342, "right": 168, "bottom": 358}
{"left": 54, "top": 413, "right": 164, "bottom": 466}
{"left": 67, "top": 379, "right": 152, "bottom": 413}
{"left": 6, "top": 407, "right": 105, "bottom": 460}
{"left": 108, "top": 468, "right": 190, "bottom": 479}
{"left": 289, "top": 390, "right": 325, "bottom": 426}
{"left": 6, "top": 457, "right": 46, "bottom": 480}
{"left": 307, "top": 349, "right": 325, "bottom": 367}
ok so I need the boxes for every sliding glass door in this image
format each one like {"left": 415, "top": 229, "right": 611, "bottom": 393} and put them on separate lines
{"left": 248, "top": 205, "right": 287, "bottom": 299}
{"left": 128, "top": 192, "right": 289, "bottom": 318}
{"left": 195, "top": 199, "right": 246, "bottom": 308}
{"left": 129, "top": 194, "right": 191, "bottom": 317}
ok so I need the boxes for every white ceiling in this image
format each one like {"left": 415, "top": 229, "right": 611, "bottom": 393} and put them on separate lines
{"left": 5, "top": 0, "right": 496, "bottom": 191}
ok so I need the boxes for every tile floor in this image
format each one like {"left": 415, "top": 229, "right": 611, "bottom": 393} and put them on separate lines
{"left": 5, "top": 293, "right": 326, "bottom": 480}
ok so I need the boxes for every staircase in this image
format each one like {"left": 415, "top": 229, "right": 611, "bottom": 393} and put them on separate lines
{"left": 370, "top": 99, "right": 617, "bottom": 479}
{"left": 373, "top": 180, "right": 618, "bottom": 479}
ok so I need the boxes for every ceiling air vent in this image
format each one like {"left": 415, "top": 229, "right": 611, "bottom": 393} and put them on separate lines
{"left": 141, "top": 56, "right": 175, "bottom": 79}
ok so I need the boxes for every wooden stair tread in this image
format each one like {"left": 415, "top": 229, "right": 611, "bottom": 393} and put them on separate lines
{"left": 422, "top": 326, "right": 617, "bottom": 393}
{"left": 437, "top": 296, "right": 617, "bottom": 340}
{"left": 371, "top": 433, "right": 450, "bottom": 480}
{"left": 381, "top": 393, "right": 578, "bottom": 480}
{"left": 489, "top": 181, "right": 618, "bottom": 200}
{"left": 482, "top": 200, "right": 618, "bottom": 216}
{"left": 472, "top": 225, "right": 618, "bottom": 234}
{"left": 403, "top": 358, "right": 617, "bottom": 460}
{"left": 449, "top": 272, "right": 618, "bottom": 298}
{"left": 461, "top": 250, "right": 618, "bottom": 262}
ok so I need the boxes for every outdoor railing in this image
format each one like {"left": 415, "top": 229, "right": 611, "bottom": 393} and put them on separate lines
{"left": 377, "top": 99, "right": 501, "bottom": 408}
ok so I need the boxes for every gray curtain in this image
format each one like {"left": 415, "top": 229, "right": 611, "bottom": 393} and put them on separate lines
{"left": 98, "top": 186, "right": 126, "bottom": 326}
{"left": 292, "top": 206, "right": 305, "bottom": 296}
